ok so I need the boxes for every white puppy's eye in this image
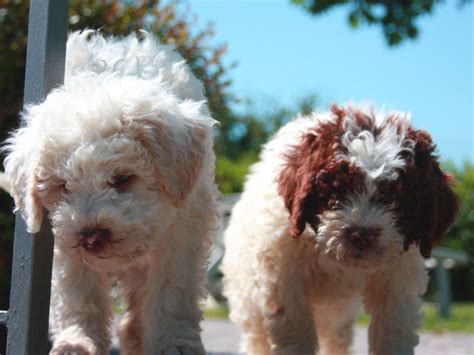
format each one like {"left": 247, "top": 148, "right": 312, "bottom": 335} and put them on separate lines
{"left": 110, "top": 174, "right": 134, "bottom": 190}
{"left": 57, "top": 182, "right": 68, "bottom": 195}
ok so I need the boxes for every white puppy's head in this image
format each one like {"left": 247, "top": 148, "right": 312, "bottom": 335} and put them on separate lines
{"left": 279, "top": 104, "right": 459, "bottom": 269}
{"left": 3, "top": 72, "right": 214, "bottom": 271}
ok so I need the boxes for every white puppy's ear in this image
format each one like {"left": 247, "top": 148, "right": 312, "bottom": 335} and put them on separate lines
{"left": 3, "top": 126, "right": 43, "bottom": 233}
{"left": 132, "top": 110, "right": 212, "bottom": 207}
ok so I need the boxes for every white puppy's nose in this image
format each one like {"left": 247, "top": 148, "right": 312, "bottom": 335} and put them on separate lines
{"left": 78, "top": 227, "right": 111, "bottom": 253}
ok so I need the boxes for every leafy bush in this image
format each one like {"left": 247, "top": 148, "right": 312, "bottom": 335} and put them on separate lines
{"left": 442, "top": 162, "right": 474, "bottom": 300}
{"left": 216, "top": 153, "right": 259, "bottom": 194}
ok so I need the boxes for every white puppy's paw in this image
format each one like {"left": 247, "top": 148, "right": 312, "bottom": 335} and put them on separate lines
{"left": 49, "top": 340, "right": 96, "bottom": 355}
{"left": 50, "top": 325, "right": 106, "bottom": 355}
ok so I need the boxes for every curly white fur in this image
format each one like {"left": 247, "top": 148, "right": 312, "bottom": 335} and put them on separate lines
{"left": 3, "top": 31, "right": 219, "bottom": 355}
{"left": 222, "top": 107, "right": 433, "bottom": 355}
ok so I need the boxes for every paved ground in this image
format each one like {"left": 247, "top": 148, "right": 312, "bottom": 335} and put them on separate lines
{"left": 202, "top": 319, "right": 474, "bottom": 355}
{"left": 109, "top": 318, "right": 473, "bottom": 354}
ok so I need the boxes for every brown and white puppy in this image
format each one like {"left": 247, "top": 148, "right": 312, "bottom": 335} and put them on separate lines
{"left": 222, "top": 104, "right": 458, "bottom": 355}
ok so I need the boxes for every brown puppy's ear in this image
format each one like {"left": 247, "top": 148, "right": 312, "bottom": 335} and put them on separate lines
{"left": 278, "top": 132, "right": 320, "bottom": 238}
{"left": 278, "top": 108, "right": 348, "bottom": 238}
{"left": 3, "top": 130, "right": 43, "bottom": 233}
{"left": 421, "top": 169, "right": 459, "bottom": 257}
{"left": 403, "top": 130, "right": 460, "bottom": 258}
{"left": 132, "top": 116, "right": 210, "bottom": 208}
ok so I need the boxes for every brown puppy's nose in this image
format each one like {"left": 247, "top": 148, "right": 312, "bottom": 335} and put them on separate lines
{"left": 78, "top": 228, "right": 111, "bottom": 253}
{"left": 346, "top": 226, "right": 381, "bottom": 250}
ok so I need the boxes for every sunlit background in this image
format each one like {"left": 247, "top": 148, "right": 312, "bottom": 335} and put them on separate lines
{"left": 192, "top": 0, "right": 473, "bottom": 166}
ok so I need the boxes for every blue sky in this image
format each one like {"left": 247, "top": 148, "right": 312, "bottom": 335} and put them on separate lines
{"left": 189, "top": 0, "right": 473, "bottom": 166}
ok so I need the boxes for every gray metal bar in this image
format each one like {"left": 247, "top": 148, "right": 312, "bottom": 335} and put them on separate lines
{"left": 22, "top": 1, "right": 70, "bottom": 108}
{"left": 6, "top": 1, "right": 69, "bottom": 354}
{"left": 0, "top": 311, "right": 7, "bottom": 324}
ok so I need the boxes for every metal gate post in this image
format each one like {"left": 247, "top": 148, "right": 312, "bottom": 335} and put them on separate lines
{"left": 6, "top": 1, "right": 68, "bottom": 354}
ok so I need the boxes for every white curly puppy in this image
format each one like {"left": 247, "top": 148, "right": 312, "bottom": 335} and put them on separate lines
{"left": 222, "top": 104, "right": 458, "bottom": 355}
{"left": 3, "top": 31, "right": 218, "bottom": 355}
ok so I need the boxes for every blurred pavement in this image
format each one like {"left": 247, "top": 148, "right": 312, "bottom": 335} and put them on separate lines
{"left": 202, "top": 319, "right": 474, "bottom": 355}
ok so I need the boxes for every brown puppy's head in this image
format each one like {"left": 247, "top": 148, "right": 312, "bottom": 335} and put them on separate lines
{"left": 279, "top": 105, "right": 459, "bottom": 268}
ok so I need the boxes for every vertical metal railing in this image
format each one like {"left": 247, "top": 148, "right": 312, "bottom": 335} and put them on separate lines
{"left": 1, "top": 1, "right": 69, "bottom": 354}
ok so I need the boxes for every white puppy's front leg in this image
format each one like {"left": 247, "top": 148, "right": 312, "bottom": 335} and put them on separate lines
{"left": 141, "top": 235, "right": 207, "bottom": 355}
{"left": 118, "top": 264, "right": 148, "bottom": 355}
{"left": 49, "top": 253, "right": 112, "bottom": 355}
{"left": 363, "top": 249, "right": 428, "bottom": 355}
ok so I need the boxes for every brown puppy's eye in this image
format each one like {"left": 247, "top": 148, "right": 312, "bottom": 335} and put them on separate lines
{"left": 327, "top": 197, "right": 342, "bottom": 210}
{"left": 110, "top": 175, "right": 134, "bottom": 190}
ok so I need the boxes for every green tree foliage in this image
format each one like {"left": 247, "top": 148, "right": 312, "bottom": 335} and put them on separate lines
{"left": 291, "top": 0, "right": 472, "bottom": 46}
{"left": 442, "top": 162, "right": 474, "bottom": 299}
